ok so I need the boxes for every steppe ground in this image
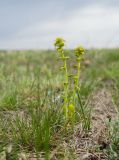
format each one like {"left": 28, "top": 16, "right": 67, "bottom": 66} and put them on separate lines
{"left": 0, "top": 49, "right": 119, "bottom": 160}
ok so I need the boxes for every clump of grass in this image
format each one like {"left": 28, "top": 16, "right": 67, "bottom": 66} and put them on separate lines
{"left": 107, "top": 118, "right": 119, "bottom": 159}
{"left": 2, "top": 87, "right": 65, "bottom": 159}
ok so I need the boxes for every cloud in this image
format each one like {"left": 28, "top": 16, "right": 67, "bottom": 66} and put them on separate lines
{"left": 0, "top": 0, "right": 119, "bottom": 49}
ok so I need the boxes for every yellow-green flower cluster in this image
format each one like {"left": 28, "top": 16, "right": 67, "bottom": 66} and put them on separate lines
{"left": 54, "top": 37, "right": 65, "bottom": 52}
{"left": 74, "top": 46, "right": 85, "bottom": 57}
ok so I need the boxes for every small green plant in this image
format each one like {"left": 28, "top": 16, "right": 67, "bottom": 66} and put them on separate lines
{"left": 72, "top": 46, "right": 85, "bottom": 109}
{"left": 54, "top": 38, "right": 88, "bottom": 127}
{"left": 54, "top": 38, "right": 70, "bottom": 119}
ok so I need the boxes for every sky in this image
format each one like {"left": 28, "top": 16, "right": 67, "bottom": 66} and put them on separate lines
{"left": 0, "top": 0, "right": 119, "bottom": 49}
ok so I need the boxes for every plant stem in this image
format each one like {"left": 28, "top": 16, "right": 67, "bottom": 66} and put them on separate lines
{"left": 62, "top": 51, "right": 69, "bottom": 118}
{"left": 73, "top": 61, "right": 80, "bottom": 111}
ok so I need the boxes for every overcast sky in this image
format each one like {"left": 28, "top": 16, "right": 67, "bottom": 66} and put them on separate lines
{"left": 0, "top": 0, "right": 119, "bottom": 49}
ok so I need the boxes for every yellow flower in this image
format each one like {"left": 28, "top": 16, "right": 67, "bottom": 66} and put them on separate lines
{"left": 54, "top": 37, "right": 65, "bottom": 49}
{"left": 74, "top": 45, "right": 85, "bottom": 57}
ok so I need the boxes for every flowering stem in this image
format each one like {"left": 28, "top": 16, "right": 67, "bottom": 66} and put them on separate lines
{"left": 61, "top": 51, "right": 69, "bottom": 118}
{"left": 72, "top": 61, "right": 80, "bottom": 119}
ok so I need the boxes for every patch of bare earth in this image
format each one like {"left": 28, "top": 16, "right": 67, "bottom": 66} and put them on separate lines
{"left": 74, "top": 88, "right": 118, "bottom": 160}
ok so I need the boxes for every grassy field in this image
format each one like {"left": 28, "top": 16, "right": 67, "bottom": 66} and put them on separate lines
{"left": 0, "top": 49, "right": 119, "bottom": 159}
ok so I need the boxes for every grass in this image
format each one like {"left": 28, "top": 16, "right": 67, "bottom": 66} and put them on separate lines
{"left": 0, "top": 49, "right": 119, "bottom": 159}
